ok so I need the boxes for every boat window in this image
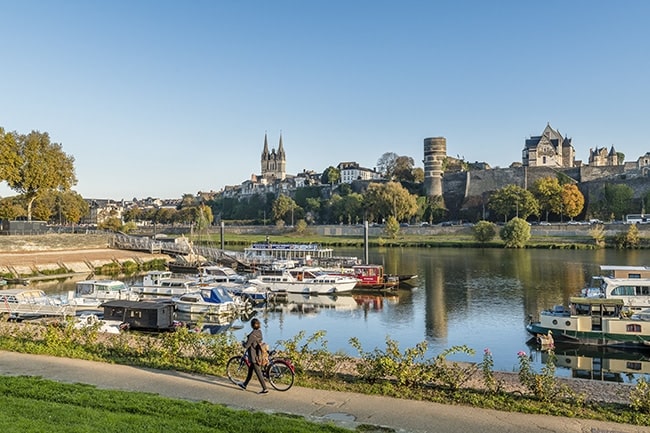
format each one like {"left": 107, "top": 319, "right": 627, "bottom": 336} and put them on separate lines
{"left": 626, "top": 324, "right": 642, "bottom": 333}
{"left": 611, "top": 286, "right": 636, "bottom": 296}
{"left": 627, "top": 362, "right": 643, "bottom": 371}
{"left": 637, "top": 286, "right": 650, "bottom": 296}
{"left": 628, "top": 273, "right": 641, "bottom": 279}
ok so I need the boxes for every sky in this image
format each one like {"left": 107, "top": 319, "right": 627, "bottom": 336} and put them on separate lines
{"left": 1, "top": 1, "right": 649, "bottom": 200}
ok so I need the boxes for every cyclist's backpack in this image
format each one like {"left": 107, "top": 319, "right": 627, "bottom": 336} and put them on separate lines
{"left": 256, "top": 342, "right": 269, "bottom": 367}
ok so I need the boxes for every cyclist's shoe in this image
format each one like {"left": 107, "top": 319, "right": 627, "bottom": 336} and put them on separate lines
{"left": 237, "top": 382, "right": 246, "bottom": 390}
{"left": 258, "top": 389, "right": 269, "bottom": 394}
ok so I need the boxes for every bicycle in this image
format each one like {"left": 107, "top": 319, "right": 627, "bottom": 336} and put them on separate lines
{"left": 226, "top": 349, "right": 295, "bottom": 391}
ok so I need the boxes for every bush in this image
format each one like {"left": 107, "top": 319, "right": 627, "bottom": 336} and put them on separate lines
{"left": 472, "top": 221, "right": 497, "bottom": 244}
{"left": 499, "top": 217, "right": 531, "bottom": 248}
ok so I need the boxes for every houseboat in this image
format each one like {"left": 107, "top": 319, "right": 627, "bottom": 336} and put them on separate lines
{"left": 351, "top": 265, "right": 400, "bottom": 291}
{"left": 582, "top": 276, "right": 650, "bottom": 312}
{"left": 101, "top": 299, "right": 177, "bottom": 331}
{"left": 526, "top": 297, "right": 650, "bottom": 349}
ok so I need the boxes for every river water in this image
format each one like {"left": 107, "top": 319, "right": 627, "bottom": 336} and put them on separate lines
{"left": 33, "top": 246, "right": 650, "bottom": 381}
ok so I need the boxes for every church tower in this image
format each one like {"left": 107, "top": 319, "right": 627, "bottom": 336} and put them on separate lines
{"left": 260, "top": 133, "right": 286, "bottom": 181}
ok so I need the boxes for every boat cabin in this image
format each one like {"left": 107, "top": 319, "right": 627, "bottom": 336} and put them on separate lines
{"left": 600, "top": 265, "right": 650, "bottom": 279}
{"left": 101, "top": 300, "right": 176, "bottom": 331}
{"left": 352, "top": 265, "right": 399, "bottom": 290}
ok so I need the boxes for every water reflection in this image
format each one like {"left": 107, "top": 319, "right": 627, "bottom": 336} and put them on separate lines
{"left": 14, "top": 246, "right": 650, "bottom": 380}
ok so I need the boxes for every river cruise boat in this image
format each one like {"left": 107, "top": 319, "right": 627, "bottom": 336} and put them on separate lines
{"left": 526, "top": 297, "right": 650, "bottom": 348}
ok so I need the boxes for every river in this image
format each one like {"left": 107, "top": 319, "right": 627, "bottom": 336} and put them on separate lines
{"left": 33, "top": 246, "right": 650, "bottom": 381}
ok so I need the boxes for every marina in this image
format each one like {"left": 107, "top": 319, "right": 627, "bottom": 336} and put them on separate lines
{"left": 5, "top": 246, "right": 650, "bottom": 381}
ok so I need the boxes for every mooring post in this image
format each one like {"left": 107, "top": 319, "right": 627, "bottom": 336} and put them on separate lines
{"left": 364, "top": 220, "right": 369, "bottom": 265}
{"left": 220, "top": 221, "right": 225, "bottom": 250}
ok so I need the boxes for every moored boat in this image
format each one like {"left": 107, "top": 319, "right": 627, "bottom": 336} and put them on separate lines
{"left": 526, "top": 296, "right": 650, "bottom": 349}
{"left": 351, "top": 264, "right": 399, "bottom": 291}
{"left": 69, "top": 279, "right": 140, "bottom": 309}
{"left": 173, "top": 286, "right": 243, "bottom": 315}
{"left": 0, "top": 288, "right": 74, "bottom": 319}
{"left": 248, "top": 270, "right": 358, "bottom": 294}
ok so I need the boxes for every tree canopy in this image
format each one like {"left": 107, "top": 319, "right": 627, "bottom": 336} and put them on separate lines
{"left": 488, "top": 185, "right": 539, "bottom": 222}
{"left": 0, "top": 128, "right": 76, "bottom": 220}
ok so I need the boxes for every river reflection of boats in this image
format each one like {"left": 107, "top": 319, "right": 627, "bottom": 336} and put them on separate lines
{"left": 174, "top": 311, "right": 235, "bottom": 334}
{"left": 527, "top": 342, "right": 650, "bottom": 382}
{"left": 268, "top": 293, "right": 359, "bottom": 315}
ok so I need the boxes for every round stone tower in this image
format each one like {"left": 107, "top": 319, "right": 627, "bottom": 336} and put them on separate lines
{"left": 423, "top": 137, "right": 446, "bottom": 197}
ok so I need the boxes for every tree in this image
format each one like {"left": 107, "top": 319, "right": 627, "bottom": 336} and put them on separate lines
{"left": 0, "top": 129, "right": 76, "bottom": 221}
{"left": 0, "top": 197, "right": 25, "bottom": 220}
{"left": 473, "top": 221, "right": 497, "bottom": 244}
{"left": 364, "top": 181, "right": 418, "bottom": 223}
{"left": 321, "top": 166, "right": 340, "bottom": 185}
{"left": 272, "top": 194, "right": 299, "bottom": 225}
{"left": 384, "top": 215, "right": 399, "bottom": 239}
{"left": 412, "top": 167, "right": 424, "bottom": 183}
{"left": 599, "top": 184, "right": 634, "bottom": 220}
{"left": 488, "top": 185, "right": 539, "bottom": 222}
{"left": 499, "top": 217, "right": 531, "bottom": 248}
{"left": 376, "top": 152, "right": 398, "bottom": 179}
{"left": 393, "top": 156, "right": 415, "bottom": 182}
{"left": 561, "top": 184, "right": 585, "bottom": 221}
{"left": 531, "top": 177, "right": 562, "bottom": 221}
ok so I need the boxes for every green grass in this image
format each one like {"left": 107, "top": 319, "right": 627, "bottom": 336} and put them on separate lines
{"left": 0, "top": 376, "right": 352, "bottom": 433}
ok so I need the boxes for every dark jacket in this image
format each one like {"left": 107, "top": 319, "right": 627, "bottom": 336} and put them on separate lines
{"left": 243, "top": 328, "right": 263, "bottom": 364}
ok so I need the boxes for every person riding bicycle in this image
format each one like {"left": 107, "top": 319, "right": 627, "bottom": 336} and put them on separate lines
{"left": 237, "top": 318, "right": 269, "bottom": 394}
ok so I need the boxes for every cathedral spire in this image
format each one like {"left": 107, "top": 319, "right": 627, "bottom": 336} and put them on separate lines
{"left": 277, "top": 132, "right": 285, "bottom": 158}
{"left": 262, "top": 132, "right": 269, "bottom": 158}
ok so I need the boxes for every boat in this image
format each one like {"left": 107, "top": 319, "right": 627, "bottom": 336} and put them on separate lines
{"left": 225, "top": 284, "right": 270, "bottom": 305}
{"left": 69, "top": 279, "right": 140, "bottom": 309}
{"left": 100, "top": 299, "right": 177, "bottom": 331}
{"left": 248, "top": 270, "right": 358, "bottom": 294}
{"left": 0, "top": 288, "right": 75, "bottom": 319}
{"left": 243, "top": 242, "right": 359, "bottom": 270}
{"left": 350, "top": 265, "right": 400, "bottom": 291}
{"left": 173, "top": 286, "right": 242, "bottom": 315}
{"left": 581, "top": 275, "right": 650, "bottom": 312}
{"left": 526, "top": 296, "right": 650, "bottom": 349}
{"left": 199, "top": 265, "right": 248, "bottom": 286}
{"left": 130, "top": 271, "right": 203, "bottom": 297}
{"left": 73, "top": 313, "right": 122, "bottom": 334}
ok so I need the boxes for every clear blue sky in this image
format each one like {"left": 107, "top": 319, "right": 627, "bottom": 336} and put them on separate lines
{"left": 1, "top": 1, "right": 648, "bottom": 200}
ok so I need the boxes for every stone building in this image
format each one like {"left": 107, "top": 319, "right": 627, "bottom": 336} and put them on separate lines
{"left": 261, "top": 133, "right": 286, "bottom": 181}
{"left": 588, "top": 146, "right": 619, "bottom": 166}
{"left": 522, "top": 123, "right": 575, "bottom": 168}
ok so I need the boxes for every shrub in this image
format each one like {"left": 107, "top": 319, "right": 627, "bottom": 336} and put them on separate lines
{"left": 630, "top": 376, "right": 650, "bottom": 413}
{"left": 499, "top": 217, "right": 531, "bottom": 248}
{"left": 472, "top": 221, "right": 497, "bottom": 244}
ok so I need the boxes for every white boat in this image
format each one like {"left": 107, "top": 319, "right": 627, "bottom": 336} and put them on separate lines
{"left": 248, "top": 270, "right": 358, "bottom": 294}
{"left": 69, "top": 279, "right": 140, "bottom": 309}
{"left": 527, "top": 296, "right": 650, "bottom": 348}
{"left": 199, "top": 265, "right": 248, "bottom": 286}
{"left": 581, "top": 275, "right": 650, "bottom": 312}
{"left": 73, "top": 313, "right": 122, "bottom": 334}
{"left": 173, "top": 286, "right": 240, "bottom": 315}
{"left": 130, "top": 271, "right": 202, "bottom": 297}
{"left": 0, "top": 288, "right": 74, "bottom": 319}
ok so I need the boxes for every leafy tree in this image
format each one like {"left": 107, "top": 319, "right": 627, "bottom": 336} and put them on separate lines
{"left": 615, "top": 224, "right": 640, "bottom": 249}
{"left": 499, "top": 217, "right": 531, "bottom": 248}
{"left": 0, "top": 129, "right": 76, "bottom": 220}
{"left": 294, "top": 219, "right": 308, "bottom": 234}
{"left": 272, "top": 194, "right": 299, "bottom": 225}
{"left": 412, "top": 167, "right": 424, "bottom": 183}
{"left": 561, "top": 184, "right": 585, "bottom": 221}
{"left": 59, "top": 191, "right": 89, "bottom": 225}
{"left": 488, "top": 185, "right": 539, "bottom": 222}
{"left": 589, "top": 224, "right": 605, "bottom": 248}
{"left": 473, "top": 221, "right": 497, "bottom": 244}
{"left": 321, "top": 166, "right": 340, "bottom": 185}
{"left": 384, "top": 215, "right": 399, "bottom": 239}
{"left": 531, "top": 177, "right": 562, "bottom": 221}
{"left": 599, "top": 184, "right": 634, "bottom": 220}
{"left": 376, "top": 152, "right": 398, "bottom": 179}
{"left": 393, "top": 156, "right": 415, "bottom": 182}
{"left": 98, "top": 216, "right": 122, "bottom": 232}
{"left": 364, "top": 181, "right": 418, "bottom": 223}
{"left": 0, "top": 197, "right": 25, "bottom": 220}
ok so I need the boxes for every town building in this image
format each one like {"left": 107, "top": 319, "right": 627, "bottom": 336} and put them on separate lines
{"left": 522, "top": 123, "right": 576, "bottom": 168}
{"left": 337, "top": 162, "right": 381, "bottom": 183}
{"left": 588, "top": 146, "right": 619, "bottom": 166}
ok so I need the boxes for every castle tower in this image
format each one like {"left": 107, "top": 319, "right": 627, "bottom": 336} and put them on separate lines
{"left": 423, "top": 137, "right": 446, "bottom": 197}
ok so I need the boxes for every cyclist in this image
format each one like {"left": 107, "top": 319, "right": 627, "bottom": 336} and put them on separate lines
{"left": 237, "top": 318, "right": 269, "bottom": 394}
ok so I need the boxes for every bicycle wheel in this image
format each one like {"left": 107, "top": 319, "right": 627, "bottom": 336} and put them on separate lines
{"left": 267, "top": 360, "right": 294, "bottom": 391}
{"left": 226, "top": 356, "right": 248, "bottom": 385}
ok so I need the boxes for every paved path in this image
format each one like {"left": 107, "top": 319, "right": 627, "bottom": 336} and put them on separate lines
{"left": 0, "top": 350, "right": 646, "bottom": 433}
